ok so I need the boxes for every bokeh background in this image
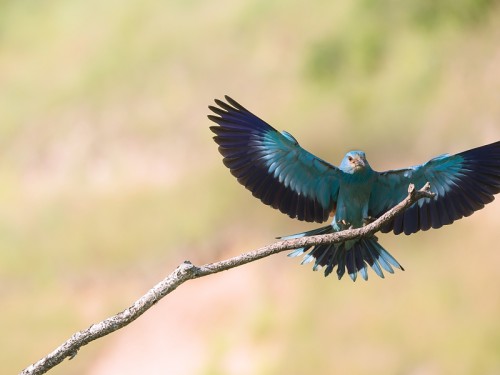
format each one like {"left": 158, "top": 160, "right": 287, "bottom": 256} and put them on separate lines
{"left": 2, "top": 1, "right": 500, "bottom": 374}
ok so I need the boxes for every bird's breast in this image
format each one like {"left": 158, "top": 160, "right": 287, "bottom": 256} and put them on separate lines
{"left": 334, "top": 179, "right": 373, "bottom": 228}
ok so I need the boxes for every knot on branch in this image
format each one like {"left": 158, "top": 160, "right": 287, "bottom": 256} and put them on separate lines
{"left": 178, "top": 260, "right": 201, "bottom": 277}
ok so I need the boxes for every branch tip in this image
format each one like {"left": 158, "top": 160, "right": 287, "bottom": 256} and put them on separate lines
{"left": 418, "top": 182, "right": 435, "bottom": 199}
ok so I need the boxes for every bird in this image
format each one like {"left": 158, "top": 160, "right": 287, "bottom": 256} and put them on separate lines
{"left": 208, "top": 96, "right": 500, "bottom": 281}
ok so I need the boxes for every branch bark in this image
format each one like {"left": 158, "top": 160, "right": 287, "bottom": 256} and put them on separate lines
{"left": 20, "top": 183, "right": 434, "bottom": 375}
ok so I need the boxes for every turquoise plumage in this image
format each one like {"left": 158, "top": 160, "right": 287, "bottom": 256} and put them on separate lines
{"left": 208, "top": 96, "right": 500, "bottom": 281}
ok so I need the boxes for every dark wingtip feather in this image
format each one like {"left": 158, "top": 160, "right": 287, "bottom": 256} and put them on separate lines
{"left": 214, "top": 98, "right": 230, "bottom": 109}
{"left": 224, "top": 95, "right": 248, "bottom": 112}
{"left": 207, "top": 115, "right": 222, "bottom": 124}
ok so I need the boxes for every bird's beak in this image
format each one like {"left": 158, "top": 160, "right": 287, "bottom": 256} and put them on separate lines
{"left": 354, "top": 157, "right": 365, "bottom": 168}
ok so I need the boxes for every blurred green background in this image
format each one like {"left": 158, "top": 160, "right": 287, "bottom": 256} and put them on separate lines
{"left": 2, "top": 0, "right": 500, "bottom": 374}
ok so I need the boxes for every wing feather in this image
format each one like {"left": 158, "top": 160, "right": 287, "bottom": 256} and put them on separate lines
{"left": 370, "top": 141, "right": 500, "bottom": 234}
{"left": 209, "top": 96, "right": 342, "bottom": 223}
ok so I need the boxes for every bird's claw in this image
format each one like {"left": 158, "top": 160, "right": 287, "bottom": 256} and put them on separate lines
{"left": 338, "top": 219, "right": 352, "bottom": 230}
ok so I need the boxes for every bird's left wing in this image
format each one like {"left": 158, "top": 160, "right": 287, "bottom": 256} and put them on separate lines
{"left": 209, "top": 96, "right": 342, "bottom": 223}
{"left": 369, "top": 141, "right": 500, "bottom": 235}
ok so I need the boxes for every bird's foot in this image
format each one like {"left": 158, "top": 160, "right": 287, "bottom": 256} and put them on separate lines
{"left": 337, "top": 219, "right": 352, "bottom": 230}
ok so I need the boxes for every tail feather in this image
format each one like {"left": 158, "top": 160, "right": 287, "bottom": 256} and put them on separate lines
{"left": 324, "top": 245, "right": 341, "bottom": 277}
{"left": 361, "top": 245, "right": 384, "bottom": 278}
{"left": 300, "top": 253, "right": 315, "bottom": 265}
{"left": 282, "top": 225, "right": 404, "bottom": 281}
{"left": 312, "top": 245, "right": 330, "bottom": 271}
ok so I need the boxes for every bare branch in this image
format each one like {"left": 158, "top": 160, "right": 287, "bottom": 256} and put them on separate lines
{"left": 20, "top": 183, "right": 433, "bottom": 375}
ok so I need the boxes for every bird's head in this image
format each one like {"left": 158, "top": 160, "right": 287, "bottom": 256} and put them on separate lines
{"left": 340, "top": 151, "right": 370, "bottom": 173}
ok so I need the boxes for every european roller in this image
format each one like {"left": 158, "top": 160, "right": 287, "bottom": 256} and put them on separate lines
{"left": 208, "top": 96, "right": 500, "bottom": 281}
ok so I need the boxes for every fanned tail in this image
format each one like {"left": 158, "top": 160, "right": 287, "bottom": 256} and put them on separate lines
{"left": 282, "top": 225, "right": 404, "bottom": 281}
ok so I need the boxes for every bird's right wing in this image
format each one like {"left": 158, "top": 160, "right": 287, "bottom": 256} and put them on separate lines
{"left": 209, "top": 96, "right": 342, "bottom": 223}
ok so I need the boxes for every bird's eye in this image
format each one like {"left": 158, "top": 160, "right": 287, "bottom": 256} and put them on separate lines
{"left": 348, "top": 156, "right": 353, "bottom": 162}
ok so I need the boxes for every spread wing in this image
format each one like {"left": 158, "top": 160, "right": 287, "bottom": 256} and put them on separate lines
{"left": 208, "top": 96, "right": 342, "bottom": 223}
{"left": 369, "top": 141, "right": 500, "bottom": 234}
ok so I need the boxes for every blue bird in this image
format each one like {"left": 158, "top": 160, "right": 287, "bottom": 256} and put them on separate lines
{"left": 208, "top": 96, "right": 500, "bottom": 281}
